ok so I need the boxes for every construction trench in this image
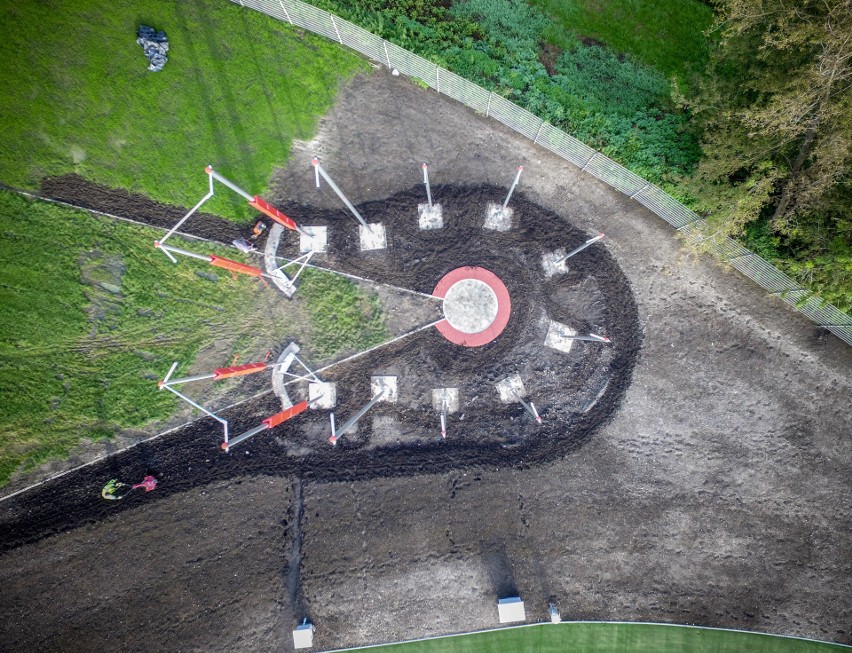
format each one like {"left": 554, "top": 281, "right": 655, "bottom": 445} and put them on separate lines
{"left": 1, "top": 69, "right": 850, "bottom": 651}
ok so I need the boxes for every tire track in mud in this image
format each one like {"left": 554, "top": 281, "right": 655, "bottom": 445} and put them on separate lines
{"left": 0, "top": 182, "right": 641, "bottom": 553}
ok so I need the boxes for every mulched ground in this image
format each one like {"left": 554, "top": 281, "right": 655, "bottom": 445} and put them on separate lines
{"left": 3, "top": 68, "right": 849, "bottom": 653}
{"left": 0, "top": 182, "right": 640, "bottom": 553}
{"left": 40, "top": 173, "right": 244, "bottom": 242}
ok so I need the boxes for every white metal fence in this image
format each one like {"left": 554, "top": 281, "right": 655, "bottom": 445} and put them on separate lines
{"left": 231, "top": 0, "right": 852, "bottom": 346}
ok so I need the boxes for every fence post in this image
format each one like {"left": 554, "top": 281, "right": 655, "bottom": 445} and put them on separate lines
{"left": 277, "top": 0, "right": 293, "bottom": 24}
{"left": 383, "top": 41, "right": 391, "bottom": 69}
{"left": 533, "top": 122, "right": 544, "bottom": 145}
{"left": 330, "top": 15, "right": 343, "bottom": 44}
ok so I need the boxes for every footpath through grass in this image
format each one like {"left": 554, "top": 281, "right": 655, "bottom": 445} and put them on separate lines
{"left": 0, "top": 0, "right": 367, "bottom": 221}
{"left": 351, "top": 623, "right": 848, "bottom": 653}
{"left": 0, "top": 191, "right": 385, "bottom": 487}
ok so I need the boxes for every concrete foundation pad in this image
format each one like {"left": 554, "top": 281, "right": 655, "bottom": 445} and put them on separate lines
{"left": 432, "top": 388, "right": 459, "bottom": 413}
{"left": 444, "top": 279, "right": 498, "bottom": 333}
{"left": 541, "top": 249, "right": 570, "bottom": 277}
{"left": 497, "top": 596, "right": 526, "bottom": 624}
{"left": 484, "top": 202, "right": 513, "bottom": 231}
{"left": 544, "top": 321, "right": 577, "bottom": 353}
{"left": 300, "top": 225, "right": 327, "bottom": 253}
{"left": 418, "top": 203, "right": 443, "bottom": 229}
{"left": 371, "top": 375, "right": 398, "bottom": 403}
{"left": 496, "top": 373, "right": 526, "bottom": 403}
{"left": 359, "top": 223, "right": 387, "bottom": 250}
{"left": 309, "top": 381, "right": 337, "bottom": 409}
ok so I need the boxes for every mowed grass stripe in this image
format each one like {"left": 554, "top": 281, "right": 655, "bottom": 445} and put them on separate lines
{"left": 339, "top": 623, "right": 848, "bottom": 653}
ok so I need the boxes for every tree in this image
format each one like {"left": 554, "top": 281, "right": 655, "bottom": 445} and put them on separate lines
{"left": 690, "top": 0, "right": 852, "bottom": 242}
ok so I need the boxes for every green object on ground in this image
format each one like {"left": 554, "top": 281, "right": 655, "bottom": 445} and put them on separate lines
{"left": 0, "top": 0, "right": 367, "bottom": 221}
{"left": 101, "top": 479, "right": 131, "bottom": 500}
{"left": 347, "top": 622, "right": 848, "bottom": 653}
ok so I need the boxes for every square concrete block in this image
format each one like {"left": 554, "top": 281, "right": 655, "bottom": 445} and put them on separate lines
{"left": 544, "top": 320, "right": 578, "bottom": 353}
{"left": 371, "top": 375, "right": 398, "bottom": 402}
{"left": 497, "top": 596, "right": 526, "bottom": 623}
{"left": 541, "top": 249, "right": 570, "bottom": 277}
{"left": 300, "top": 225, "right": 327, "bottom": 253}
{"left": 418, "top": 203, "right": 443, "bottom": 229}
{"left": 293, "top": 622, "right": 314, "bottom": 649}
{"left": 484, "top": 202, "right": 513, "bottom": 231}
{"left": 359, "top": 223, "right": 387, "bottom": 250}
{"left": 496, "top": 373, "right": 526, "bottom": 403}
{"left": 432, "top": 388, "right": 459, "bottom": 413}
{"left": 309, "top": 381, "right": 337, "bottom": 409}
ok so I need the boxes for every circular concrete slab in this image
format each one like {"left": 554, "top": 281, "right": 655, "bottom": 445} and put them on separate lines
{"left": 443, "top": 278, "right": 498, "bottom": 333}
{"left": 432, "top": 267, "right": 511, "bottom": 346}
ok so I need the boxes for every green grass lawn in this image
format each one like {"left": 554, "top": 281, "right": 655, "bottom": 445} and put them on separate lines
{"left": 530, "top": 0, "right": 714, "bottom": 88}
{"left": 0, "top": 190, "right": 385, "bottom": 486}
{"left": 0, "top": 0, "right": 380, "bottom": 485}
{"left": 351, "top": 623, "right": 848, "bottom": 653}
{"left": 0, "top": 0, "right": 367, "bottom": 221}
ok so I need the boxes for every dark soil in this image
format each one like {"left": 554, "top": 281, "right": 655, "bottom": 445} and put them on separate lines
{"left": 39, "top": 173, "right": 244, "bottom": 243}
{"left": 2, "top": 67, "right": 849, "bottom": 653}
{"left": 0, "top": 183, "right": 640, "bottom": 553}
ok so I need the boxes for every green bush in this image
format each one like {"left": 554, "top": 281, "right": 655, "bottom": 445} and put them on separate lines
{"left": 310, "top": 0, "right": 701, "bottom": 186}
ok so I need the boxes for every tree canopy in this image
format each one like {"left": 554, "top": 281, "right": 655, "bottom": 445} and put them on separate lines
{"left": 688, "top": 0, "right": 852, "bottom": 307}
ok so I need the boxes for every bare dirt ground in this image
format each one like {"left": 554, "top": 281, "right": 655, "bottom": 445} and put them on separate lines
{"left": 1, "top": 67, "right": 850, "bottom": 652}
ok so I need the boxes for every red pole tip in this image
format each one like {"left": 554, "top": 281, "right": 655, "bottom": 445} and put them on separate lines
{"left": 154, "top": 241, "right": 161, "bottom": 247}
{"left": 422, "top": 163, "right": 428, "bottom": 168}
{"left": 536, "top": 416, "right": 543, "bottom": 424}
{"left": 328, "top": 435, "right": 337, "bottom": 445}
{"left": 205, "top": 165, "right": 213, "bottom": 174}
{"left": 157, "top": 380, "right": 164, "bottom": 388}
{"left": 604, "top": 337, "right": 612, "bottom": 343}
{"left": 518, "top": 165, "right": 524, "bottom": 171}
{"left": 220, "top": 442, "right": 230, "bottom": 451}
{"left": 311, "top": 157, "right": 319, "bottom": 166}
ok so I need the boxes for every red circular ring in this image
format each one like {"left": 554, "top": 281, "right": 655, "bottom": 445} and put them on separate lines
{"left": 432, "top": 267, "right": 511, "bottom": 347}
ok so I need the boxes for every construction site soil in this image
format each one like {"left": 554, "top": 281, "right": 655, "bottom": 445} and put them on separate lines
{"left": 0, "top": 181, "right": 641, "bottom": 545}
{"left": 2, "top": 67, "right": 850, "bottom": 653}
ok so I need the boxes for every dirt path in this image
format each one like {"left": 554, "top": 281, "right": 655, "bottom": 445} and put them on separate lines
{"left": 1, "top": 68, "right": 850, "bottom": 652}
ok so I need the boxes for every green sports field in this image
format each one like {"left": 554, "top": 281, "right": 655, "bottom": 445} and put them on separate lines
{"left": 344, "top": 623, "right": 848, "bottom": 653}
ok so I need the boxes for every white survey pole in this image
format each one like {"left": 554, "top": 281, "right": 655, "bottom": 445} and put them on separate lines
{"left": 563, "top": 333, "right": 611, "bottom": 343}
{"left": 440, "top": 396, "right": 448, "bottom": 438}
{"left": 329, "top": 388, "right": 387, "bottom": 445}
{"left": 422, "top": 163, "right": 433, "bottom": 208}
{"left": 502, "top": 165, "right": 524, "bottom": 211}
{"left": 311, "top": 158, "right": 367, "bottom": 227}
{"left": 555, "top": 233, "right": 605, "bottom": 264}
{"left": 206, "top": 165, "right": 254, "bottom": 201}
